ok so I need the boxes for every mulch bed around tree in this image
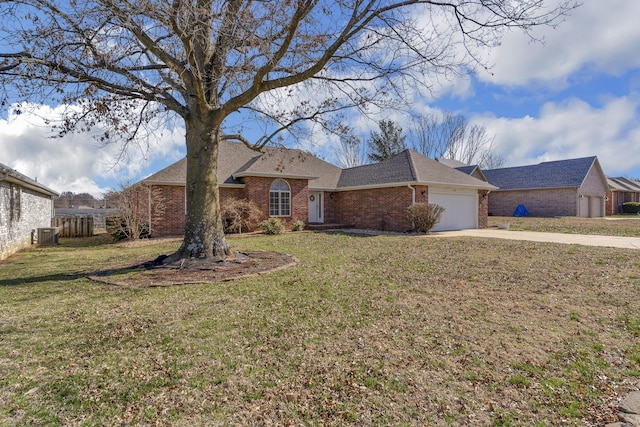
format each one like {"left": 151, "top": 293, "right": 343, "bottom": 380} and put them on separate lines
{"left": 88, "top": 250, "right": 298, "bottom": 287}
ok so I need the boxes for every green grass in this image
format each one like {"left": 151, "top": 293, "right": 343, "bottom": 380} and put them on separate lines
{"left": 1, "top": 231, "right": 639, "bottom": 425}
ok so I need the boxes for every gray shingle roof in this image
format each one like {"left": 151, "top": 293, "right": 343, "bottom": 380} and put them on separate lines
{"left": 142, "top": 144, "right": 494, "bottom": 191}
{"left": 143, "top": 141, "right": 342, "bottom": 190}
{"left": 232, "top": 146, "right": 342, "bottom": 190}
{"left": 608, "top": 176, "right": 640, "bottom": 192}
{"left": 483, "top": 157, "right": 599, "bottom": 190}
{"left": 436, "top": 158, "right": 468, "bottom": 168}
{"left": 0, "top": 162, "right": 59, "bottom": 197}
{"left": 338, "top": 150, "right": 495, "bottom": 190}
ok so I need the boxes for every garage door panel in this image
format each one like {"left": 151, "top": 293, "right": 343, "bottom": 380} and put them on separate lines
{"left": 429, "top": 191, "right": 477, "bottom": 231}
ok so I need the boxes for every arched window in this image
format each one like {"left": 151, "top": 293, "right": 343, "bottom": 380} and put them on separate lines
{"left": 269, "top": 179, "right": 291, "bottom": 216}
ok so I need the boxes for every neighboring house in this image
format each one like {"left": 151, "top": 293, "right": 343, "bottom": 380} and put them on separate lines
{"left": 436, "top": 158, "right": 489, "bottom": 182}
{"left": 0, "top": 162, "right": 58, "bottom": 260}
{"left": 139, "top": 141, "right": 496, "bottom": 237}
{"left": 482, "top": 157, "right": 608, "bottom": 217}
{"left": 606, "top": 177, "right": 640, "bottom": 215}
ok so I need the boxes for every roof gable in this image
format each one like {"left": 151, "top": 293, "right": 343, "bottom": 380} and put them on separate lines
{"left": 232, "top": 146, "right": 342, "bottom": 190}
{"left": 484, "top": 157, "right": 600, "bottom": 190}
{"left": 143, "top": 140, "right": 342, "bottom": 189}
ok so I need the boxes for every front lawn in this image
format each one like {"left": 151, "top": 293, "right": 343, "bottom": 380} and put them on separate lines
{"left": 1, "top": 232, "right": 639, "bottom": 426}
{"left": 489, "top": 215, "right": 640, "bottom": 237}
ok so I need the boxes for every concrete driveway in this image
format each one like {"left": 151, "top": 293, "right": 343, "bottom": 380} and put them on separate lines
{"left": 433, "top": 229, "right": 640, "bottom": 249}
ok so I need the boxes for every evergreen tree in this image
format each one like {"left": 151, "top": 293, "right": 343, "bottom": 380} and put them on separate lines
{"left": 367, "top": 120, "right": 407, "bottom": 163}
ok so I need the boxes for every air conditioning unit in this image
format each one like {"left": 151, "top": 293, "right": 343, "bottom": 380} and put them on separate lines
{"left": 37, "top": 227, "right": 59, "bottom": 245}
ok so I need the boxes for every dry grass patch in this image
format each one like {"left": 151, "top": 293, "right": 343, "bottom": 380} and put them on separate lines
{"left": 489, "top": 215, "right": 640, "bottom": 237}
{"left": 1, "top": 232, "right": 640, "bottom": 426}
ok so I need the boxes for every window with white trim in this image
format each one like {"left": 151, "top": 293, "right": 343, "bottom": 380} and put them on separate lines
{"left": 269, "top": 179, "right": 291, "bottom": 216}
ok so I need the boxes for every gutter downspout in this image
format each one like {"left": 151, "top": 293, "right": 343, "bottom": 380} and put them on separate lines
{"left": 407, "top": 184, "right": 416, "bottom": 205}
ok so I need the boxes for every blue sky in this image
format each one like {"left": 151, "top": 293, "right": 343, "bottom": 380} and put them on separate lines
{"left": 1, "top": 0, "right": 639, "bottom": 197}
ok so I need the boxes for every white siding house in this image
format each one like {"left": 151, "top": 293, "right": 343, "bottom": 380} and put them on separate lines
{"left": 1, "top": 163, "right": 58, "bottom": 260}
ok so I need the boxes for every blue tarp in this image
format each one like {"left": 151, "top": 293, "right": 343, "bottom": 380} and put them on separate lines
{"left": 513, "top": 204, "right": 529, "bottom": 217}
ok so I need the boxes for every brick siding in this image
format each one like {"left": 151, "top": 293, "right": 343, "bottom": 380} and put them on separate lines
{"left": 150, "top": 182, "right": 488, "bottom": 235}
{"left": 244, "top": 177, "right": 308, "bottom": 229}
{"left": 149, "top": 178, "right": 310, "bottom": 237}
{"left": 332, "top": 186, "right": 416, "bottom": 231}
{"left": 579, "top": 166, "right": 607, "bottom": 196}
{"left": 488, "top": 188, "right": 578, "bottom": 217}
{"left": 0, "top": 183, "right": 54, "bottom": 260}
{"left": 488, "top": 165, "right": 607, "bottom": 218}
{"left": 607, "top": 190, "right": 640, "bottom": 215}
{"left": 478, "top": 190, "right": 489, "bottom": 228}
{"left": 147, "top": 180, "right": 489, "bottom": 236}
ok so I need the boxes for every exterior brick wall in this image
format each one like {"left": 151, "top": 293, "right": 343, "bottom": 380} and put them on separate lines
{"left": 605, "top": 190, "right": 616, "bottom": 216}
{"left": 579, "top": 166, "right": 607, "bottom": 196}
{"left": 244, "top": 177, "right": 308, "bottom": 229}
{"left": 333, "top": 186, "right": 414, "bottom": 231}
{"left": 488, "top": 166, "right": 607, "bottom": 218}
{"left": 577, "top": 167, "right": 606, "bottom": 217}
{"left": 150, "top": 178, "right": 311, "bottom": 237}
{"left": 0, "top": 183, "right": 54, "bottom": 260}
{"left": 607, "top": 190, "right": 640, "bottom": 215}
{"left": 148, "top": 180, "right": 489, "bottom": 236}
{"left": 150, "top": 185, "right": 186, "bottom": 237}
{"left": 414, "top": 185, "right": 429, "bottom": 204}
{"left": 323, "top": 192, "right": 339, "bottom": 224}
{"left": 148, "top": 185, "right": 252, "bottom": 237}
{"left": 478, "top": 190, "right": 489, "bottom": 228}
{"left": 488, "top": 188, "right": 578, "bottom": 217}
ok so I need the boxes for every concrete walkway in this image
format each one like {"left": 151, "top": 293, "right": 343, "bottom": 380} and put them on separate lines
{"left": 432, "top": 228, "right": 640, "bottom": 250}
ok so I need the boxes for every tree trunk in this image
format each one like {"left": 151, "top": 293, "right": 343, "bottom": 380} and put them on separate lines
{"left": 174, "top": 115, "right": 229, "bottom": 259}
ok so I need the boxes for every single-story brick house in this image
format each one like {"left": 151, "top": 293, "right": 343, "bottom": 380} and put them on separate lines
{"left": 139, "top": 141, "right": 496, "bottom": 237}
{"left": 606, "top": 177, "right": 640, "bottom": 215}
{"left": 0, "top": 162, "right": 59, "bottom": 260}
{"left": 482, "top": 156, "right": 608, "bottom": 217}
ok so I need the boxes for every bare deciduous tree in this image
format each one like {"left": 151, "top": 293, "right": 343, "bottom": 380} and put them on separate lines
{"left": 105, "top": 183, "right": 166, "bottom": 241}
{"left": 334, "top": 135, "right": 366, "bottom": 168}
{"left": 409, "top": 112, "right": 505, "bottom": 168}
{"left": 0, "top": 0, "right": 575, "bottom": 260}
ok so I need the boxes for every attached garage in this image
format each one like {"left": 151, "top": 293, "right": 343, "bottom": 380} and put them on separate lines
{"left": 429, "top": 187, "right": 478, "bottom": 231}
{"left": 579, "top": 196, "right": 604, "bottom": 218}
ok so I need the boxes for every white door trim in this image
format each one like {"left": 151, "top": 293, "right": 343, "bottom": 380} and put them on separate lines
{"left": 308, "top": 191, "right": 324, "bottom": 223}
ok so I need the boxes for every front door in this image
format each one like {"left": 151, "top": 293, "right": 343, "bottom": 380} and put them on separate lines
{"left": 308, "top": 192, "right": 323, "bottom": 223}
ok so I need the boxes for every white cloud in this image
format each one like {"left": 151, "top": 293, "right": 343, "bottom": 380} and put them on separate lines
{"left": 0, "top": 103, "right": 185, "bottom": 197}
{"left": 480, "top": 0, "right": 640, "bottom": 87}
{"left": 477, "top": 95, "right": 640, "bottom": 177}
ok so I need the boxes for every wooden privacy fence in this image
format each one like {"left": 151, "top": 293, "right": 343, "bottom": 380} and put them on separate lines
{"left": 52, "top": 216, "right": 94, "bottom": 238}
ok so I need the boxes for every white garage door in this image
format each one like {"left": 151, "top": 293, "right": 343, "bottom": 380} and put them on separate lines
{"left": 428, "top": 188, "right": 478, "bottom": 231}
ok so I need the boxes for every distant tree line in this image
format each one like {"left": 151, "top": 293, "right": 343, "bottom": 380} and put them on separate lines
{"left": 54, "top": 192, "right": 114, "bottom": 209}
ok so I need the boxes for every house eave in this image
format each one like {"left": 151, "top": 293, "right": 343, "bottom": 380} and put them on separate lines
{"left": 232, "top": 172, "right": 319, "bottom": 180}
{"left": 492, "top": 186, "right": 580, "bottom": 192}
{"left": 334, "top": 181, "right": 497, "bottom": 192}
{"left": 1, "top": 175, "right": 59, "bottom": 197}
{"left": 143, "top": 180, "right": 245, "bottom": 189}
